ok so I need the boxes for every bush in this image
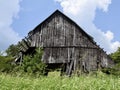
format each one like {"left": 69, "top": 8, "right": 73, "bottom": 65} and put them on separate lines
{"left": 6, "top": 44, "right": 19, "bottom": 57}
{"left": 20, "top": 48, "right": 47, "bottom": 76}
{"left": 0, "top": 56, "right": 14, "bottom": 73}
{"left": 0, "top": 48, "right": 46, "bottom": 77}
{"left": 102, "top": 63, "right": 120, "bottom": 76}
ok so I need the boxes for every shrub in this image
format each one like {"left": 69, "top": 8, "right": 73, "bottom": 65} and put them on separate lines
{"left": 20, "top": 48, "right": 47, "bottom": 76}
{"left": 102, "top": 63, "right": 120, "bottom": 76}
{"left": 0, "top": 56, "right": 14, "bottom": 73}
{"left": 6, "top": 44, "right": 19, "bottom": 57}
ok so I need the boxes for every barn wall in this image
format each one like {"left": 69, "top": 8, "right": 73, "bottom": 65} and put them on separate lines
{"left": 30, "top": 14, "right": 97, "bottom": 48}
{"left": 29, "top": 14, "right": 100, "bottom": 66}
{"left": 23, "top": 11, "right": 114, "bottom": 73}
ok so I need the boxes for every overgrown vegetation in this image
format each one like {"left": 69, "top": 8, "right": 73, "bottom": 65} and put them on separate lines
{"left": 0, "top": 44, "right": 19, "bottom": 73}
{"left": 5, "top": 44, "right": 19, "bottom": 57}
{"left": 102, "top": 47, "right": 120, "bottom": 76}
{"left": 0, "top": 44, "right": 120, "bottom": 89}
{"left": 19, "top": 48, "right": 47, "bottom": 76}
{"left": 0, "top": 46, "right": 46, "bottom": 77}
{"left": 110, "top": 47, "right": 120, "bottom": 63}
{"left": 0, "top": 72, "right": 120, "bottom": 90}
{"left": 1, "top": 44, "right": 120, "bottom": 77}
{"left": 0, "top": 55, "right": 14, "bottom": 73}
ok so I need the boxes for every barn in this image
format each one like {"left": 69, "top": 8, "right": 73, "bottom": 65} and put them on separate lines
{"left": 16, "top": 10, "right": 114, "bottom": 76}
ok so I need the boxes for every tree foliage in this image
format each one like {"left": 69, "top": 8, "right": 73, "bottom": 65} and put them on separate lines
{"left": 103, "top": 47, "right": 120, "bottom": 76}
{"left": 0, "top": 46, "right": 46, "bottom": 77}
{"left": 6, "top": 44, "right": 19, "bottom": 57}
{"left": 110, "top": 47, "right": 120, "bottom": 63}
{"left": 0, "top": 44, "right": 19, "bottom": 73}
{"left": 20, "top": 48, "right": 47, "bottom": 76}
{"left": 0, "top": 55, "right": 14, "bottom": 72}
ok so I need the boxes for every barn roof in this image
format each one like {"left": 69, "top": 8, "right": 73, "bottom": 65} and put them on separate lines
{"left": 28, "top": 10, "right": 94, "bottom": 43}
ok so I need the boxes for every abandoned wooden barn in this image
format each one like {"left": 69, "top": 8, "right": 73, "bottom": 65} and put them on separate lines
{"left": 16, "top": 10, "right": 114, "bottom": 75}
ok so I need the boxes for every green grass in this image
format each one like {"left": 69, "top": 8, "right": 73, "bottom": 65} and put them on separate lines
{"left": 0, "top": 72, "right": 120, "bottom": 90}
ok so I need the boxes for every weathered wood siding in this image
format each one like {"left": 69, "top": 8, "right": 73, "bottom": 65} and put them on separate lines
{"left": 18, "top": 10, "right": 114, "bottom": 72}
{"left": 30, "top": 14, "right": 97, "bottom": 48}
{"left": 28, "top": 13, "right": 102, "bottom": 71}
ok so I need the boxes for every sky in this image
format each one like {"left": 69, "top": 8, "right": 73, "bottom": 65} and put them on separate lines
{"left": 0, "top": 0, "right": 120, "bottom": 54}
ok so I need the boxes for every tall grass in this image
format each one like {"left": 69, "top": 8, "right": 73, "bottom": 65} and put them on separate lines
{"left": 0, "top": 72, "right": 120, "bottom": 90}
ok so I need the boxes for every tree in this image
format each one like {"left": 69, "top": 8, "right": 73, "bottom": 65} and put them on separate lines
{"left": 0, "top": 55, "right": 14, "bottom": 73}
{"left": 20, "top": 48, "right": 47, "bottom": 76}
{"left": 110, "top": 47, "right": 120, "bottom": 63}
{"left": 103, "top": 47, "right": 120, "bottom": 76}
{"left": 6, "top": 44, "right": 19, "bottom": 57}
